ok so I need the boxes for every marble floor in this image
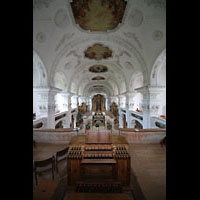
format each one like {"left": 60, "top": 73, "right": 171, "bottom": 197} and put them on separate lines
{"left": 33, "top": 135, "right": 166, "bottom": 200}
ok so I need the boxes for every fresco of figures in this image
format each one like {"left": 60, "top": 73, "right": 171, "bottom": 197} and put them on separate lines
{"left": 71, "top": 0, "right": 127, "bottom": 31}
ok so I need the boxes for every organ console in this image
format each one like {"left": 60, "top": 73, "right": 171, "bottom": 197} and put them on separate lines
{"left": 67, "top": 131, "right": 131, "bottom": 186}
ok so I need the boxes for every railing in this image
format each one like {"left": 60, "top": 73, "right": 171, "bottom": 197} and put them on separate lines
{"left": 33, "top": 109, "right": 78, "bottom": 129}
{"left": 55, "top": 111, "right": 68, "bottom": 127}
{"left": 119, "top": 108, "right": 166, "bottom": 129}
{"left": 118, "top": 128, "right": 166, "bottom": 143}
{"left": 151, "top": 117, "right": 166, "bottom": 129}
{"left": 33, "top": 128, "right": 78, "bottom": 144}
{"left": 33, "top": 117, "right": 47, "bottom": 129}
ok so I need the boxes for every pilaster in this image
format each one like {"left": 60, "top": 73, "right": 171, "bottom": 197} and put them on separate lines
{"left": 66, "top": 93, "right": 72, "bottom": 128}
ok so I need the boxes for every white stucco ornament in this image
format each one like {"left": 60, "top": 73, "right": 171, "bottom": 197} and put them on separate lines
{"left": 128, "top": 9, "right": 143, "bottom": 27}
{"left": 54, "top": 9, "right": 69, "bottom": 29}
{"left": 152, "top": 30, "right": 163, "bottom": 41}
{"left": 36, "top": 32, "right": 46, "bottom": 43}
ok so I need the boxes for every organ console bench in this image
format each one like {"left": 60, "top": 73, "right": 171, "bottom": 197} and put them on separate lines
{"left": 67, "top": 131, "right": 131, "bottom": 187}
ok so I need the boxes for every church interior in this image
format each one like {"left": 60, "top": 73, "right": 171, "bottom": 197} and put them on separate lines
{"left": 33, "top": 0, "right": 166, "bottom": 200}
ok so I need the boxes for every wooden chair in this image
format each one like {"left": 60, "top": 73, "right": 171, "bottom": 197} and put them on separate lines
{"left": 55, "top": 147, "right": 69, "bottom": 175}
{"left": 34, "top": 156, "right": 55, "bottom": 185}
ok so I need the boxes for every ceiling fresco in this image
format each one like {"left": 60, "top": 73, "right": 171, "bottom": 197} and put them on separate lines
{"left": 85, "top": 43, "right": 112, "bottom": 60}
{"left": 89, "top": 65, "right": 108, "bottom": 73}
{"left": 92, "top": 76, "right": 105, "bottom": 80}
{"left": 70, "top": 0, "right": 127, "bottom": 31}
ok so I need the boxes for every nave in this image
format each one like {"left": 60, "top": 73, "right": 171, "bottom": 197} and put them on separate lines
{"left": 33, "top": 0, "right": 166, "bottom": 199}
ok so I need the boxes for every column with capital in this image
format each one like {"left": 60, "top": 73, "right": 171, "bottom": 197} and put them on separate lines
{"left": 149, "top": 86, "right": 165, "bottom": 117}
{"left": 47, "top": 87, "right": 61, "bottom": 129}
{"left": 73, "top": 115, "right": 77, "bottom": 128}
{"left": 33, "top": 87, "right": 61, "bottom": 129}
{"left": 33, "top": 87, "right": 49, "bottom": 120}
{"left": 136, "top": 86, "right": 150, "bottom": 129}
{"left": 107, "top": 97, "right": 111, "bottom": 111}
{"left": 118, "top": 101, "right": 123, "bottom": 128}
{"left": 136, "top": 86, "right": 165, "bottom": 128}
{"left": 66, "top": 93, "right": 72, "bottom": 128}
{"left": 125, "top": 93, "right": 131, "bottom": 128}
{"left": 76, "top": 96, "right": 79, "bottom": 108}
{"left": 57, "top": 91, "right": 69, "bottom": 112}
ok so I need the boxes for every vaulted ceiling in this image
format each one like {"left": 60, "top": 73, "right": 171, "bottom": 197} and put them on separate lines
{"left": 33, "top": 0, "right": 166, "bottom": 97}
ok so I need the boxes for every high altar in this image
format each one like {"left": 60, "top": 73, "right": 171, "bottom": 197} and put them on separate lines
{"left": 92, "top": 94, "right": 106, "bottom": 112}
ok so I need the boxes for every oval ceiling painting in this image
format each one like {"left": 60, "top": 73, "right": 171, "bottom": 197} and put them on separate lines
{"left": 85, "top": 44, "right": 112, "bottom": 60}
{"left": 92, "top": 76, "right": 105, "bottom": 80}
{"left": 70, "top": 0, "right": 127, "bottom": 32}
{"left": 89, "top": 65, "right": 108, "bottom": 73}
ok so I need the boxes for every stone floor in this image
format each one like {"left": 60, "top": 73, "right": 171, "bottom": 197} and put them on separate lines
{"left": 33, "top": 135, "right": 166, "bottom": 200}
{"left": 129, "top": 143, "right": 166, "bottom": 200}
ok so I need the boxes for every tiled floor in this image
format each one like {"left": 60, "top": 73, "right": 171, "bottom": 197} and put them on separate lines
{"left": 33, "top": 135, "right": 166, "bottom": 200}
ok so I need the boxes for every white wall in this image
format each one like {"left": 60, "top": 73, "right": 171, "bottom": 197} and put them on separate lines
{"left": 129, "top": 93, "right": 143, "bottom": 111}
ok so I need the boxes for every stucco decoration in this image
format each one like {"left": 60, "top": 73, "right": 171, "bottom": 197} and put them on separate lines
{"left": 150, "top": 49, "right": 166, "bottom": 86}
{"left": 36, "top": 32, "right": 46, "bottom": 43}
{"left": 152, "top": 30, "right": 163, "bottom": 41}
{"left": 129, "top": 71, "right": 144, "bottom": 92}
{"left": 54, "top": 72, "right": 67, "bottom": 90}
{"left": 71, "top": 81, "right": 77, "bottom": 93}
{"left": 123, "top": 32, "right": 142, "bottom": 49}
{"left": 49, "top": 35, "right": 148, "bottom": 87}
{"left": 144, "top": 0, "right": 166, "bottom": 8}
{"left": 85, "top": 44, "right": 112, "bottom": 60}
{"left": 89, "top": 65, "right": 108, "bottom": 73}
{"left": 55, "top": 33, "right": 75, "bottom": 52}
{"left": 128, "top": 9, "right": 143, "bottom": 27}
{"left": 33, "top": 0, "right": 54, "bottom": 9}
{"left": 33, "top": 50, "right": 48, "bottom": 87}
{"left": 125, "top": 61, "right": 134, "bottom": 70}
{"left": 64, "top": 62, "right": 72, "bottom": 70}
{"left": 54, "top": 9, "right": 69, "bottom": 29}
{"left": 70, "top": 0, "right": 127, "bottom": 32}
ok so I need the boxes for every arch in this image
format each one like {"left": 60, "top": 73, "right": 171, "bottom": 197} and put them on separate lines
{"left": 54, "top": 71, "right": 68, "bottom": 90}
{"left": 33, "top": 50, "right": 48, "bottom": 87}
{"left": 83, "top": 82, "right": 113, "bottom": 97}
{"left": 68, "top": 60, "right": 128, "bottom": 95}
{"left": 129, "top": 71, "right": 144, "bottom": 91}
{"left": 150, "top": 49, "right": 166, "bottom": 86}
{"left": 49, "top": 35, "right": 148, "bottom": 91}
{"left": 150, "top": 48, "right": 166, "bottom": 117}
